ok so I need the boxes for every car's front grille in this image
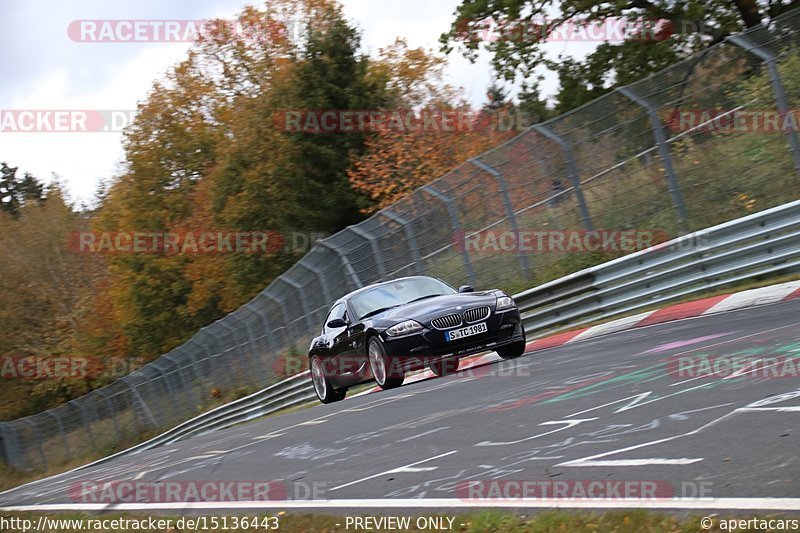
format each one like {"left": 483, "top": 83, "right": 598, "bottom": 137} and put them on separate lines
{"left": 431, "top": 313, "right": 462, "bottom": 330}
{"left": 464, "top": 306, "right": 491, "bottom": 323}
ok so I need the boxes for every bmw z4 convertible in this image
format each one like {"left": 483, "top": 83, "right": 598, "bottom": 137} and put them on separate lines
{"left": 308, "top": 275, "right": 526, "bottom": 403}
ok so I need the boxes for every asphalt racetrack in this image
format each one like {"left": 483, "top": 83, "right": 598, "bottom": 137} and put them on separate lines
{"left": 2, "top": 299, "right": 800, "bottom": 513}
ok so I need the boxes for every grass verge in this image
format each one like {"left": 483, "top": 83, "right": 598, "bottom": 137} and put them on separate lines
{"left": 2, "top": 509, "right": 796, "bottom": 532}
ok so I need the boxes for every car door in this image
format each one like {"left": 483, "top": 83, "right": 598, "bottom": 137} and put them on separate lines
{"left": 338, "top": 305, "right": 369, "bottom": 380}
{"left": 321, "top": 302, "right": 351, "bottom": 380}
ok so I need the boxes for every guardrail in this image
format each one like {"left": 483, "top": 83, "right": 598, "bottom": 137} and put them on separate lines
{"left": 516, "top": 198, "right": 800, "bottom": 335}
{"left": 96, "top": 198, "right": 800, "bottom": 463}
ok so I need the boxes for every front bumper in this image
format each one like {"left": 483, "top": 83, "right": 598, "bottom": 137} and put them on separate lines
{"left": 381, "top": 308, "right": 525, "bottom": 373}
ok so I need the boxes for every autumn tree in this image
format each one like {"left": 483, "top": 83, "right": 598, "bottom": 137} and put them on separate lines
{"left": 348, "top": 41, "right": 514, "bottom": 211}
{"left": 441, "top": 0, "right": 798, "bottom": 111}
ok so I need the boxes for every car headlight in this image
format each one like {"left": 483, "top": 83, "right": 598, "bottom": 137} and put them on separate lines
{"left": 386, "top": 320, "right": 423, "bottom": 336}
{"left": 496, "top": 295, "right": 515, "bottom": 310}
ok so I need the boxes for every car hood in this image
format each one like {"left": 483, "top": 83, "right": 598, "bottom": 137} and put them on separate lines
{"left": 373, "top": 291, "right": 499, "bottom": 322}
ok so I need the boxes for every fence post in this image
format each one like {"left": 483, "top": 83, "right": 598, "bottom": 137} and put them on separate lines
{"left": 266, "top": 287, "right": 304, "bottom": 342}
{"left": 531, "top": 124, "right": 595, "bottom": 231}
{"left": 0, "top": 423, "right": 24, "bottom": 470}
{"left": 243, "top": 303, "right": 279, "bottom": 353}
{"left": 276, "top": 276, "right": 317, "bottom": 332}
{"left": 128, "top": 381, "right": 159, "bottom": 429}
{"left": 728, "top": 34, "right": 800, "bottom": 179}
{"left": 95, "top": 389, "right": 122, "bottom": 444}
{"left": 470, "top": 157, "right": 532, "bottom": 278}
{"left": 0, "top": 423, "right": 9, "bottom": 467}
{"left": 163, "top": 354, "right": 194, "bottom": 416}
{"left": 45, "top": 412, "right": 71, "bottom": 463}
{"left": 235, "top": 312, "right": 268, "bottom": 381}
{"left": 618, "top": 86, "right": 690, "bottom": 234}
{"left": 421, "top": 185, "right": 477, "bottom": 287}
{"left": 382, "top": 209, "right": 425, "bottom": 275}
{"left": 23, "top": 420, "right": 47, "bottom": 470}
{"left": 298, "top": 258, "right": 334, "bottom": 305}
{"left": 317, "top": 240, "right": 363, "bottom": 289}
{"left": 346, "top": 225, "right": 387, "bottom": 281}
{"left": 73, "top": 401, "right": 97, "bottom": 452}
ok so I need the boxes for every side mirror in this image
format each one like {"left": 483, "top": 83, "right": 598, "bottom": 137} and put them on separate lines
{"left": 326, "top": 318, "right": 348, "bottom": 329}
{"left": 458, "top": 285, "right": 474, "bottom": 293}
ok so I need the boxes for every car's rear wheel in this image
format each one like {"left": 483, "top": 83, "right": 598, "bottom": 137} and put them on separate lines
{"left": 368, "top": 337, "right": 404, "bottom": 389}
{"left": 429, "top": 357, "right": 460, "bottom": 377}
{"left": 310, "top": 356, "right": 347, "bottom": 404}
{"left": 496, "top": 340, "right": 527, "bottom": 360}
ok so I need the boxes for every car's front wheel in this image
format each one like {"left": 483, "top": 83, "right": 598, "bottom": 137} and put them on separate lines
{"left": 368, "top": 337, "right": 404, "bottom": 389}
{"left": 496, "top": 340, "right": 527, "bottom": 360}
{"left": 429, "top": 357, "right": 460, "bottom": 377}
{"left": 310, "top": 356, "right": 347, "bottom": 404}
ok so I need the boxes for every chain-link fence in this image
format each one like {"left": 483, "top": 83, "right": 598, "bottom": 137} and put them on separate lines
{"left": 3, "top": 9, "right": 800, "bottom": 472}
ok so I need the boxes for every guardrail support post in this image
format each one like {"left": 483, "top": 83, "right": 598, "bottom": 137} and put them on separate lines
{"left": 618, "top": 86, "right": 690, "bottom": 234}
{"left": 728, "top": 34, "right": 800, "bottom": 180}
{"left": 382, "top": 209, "right": 425, "bottom": 275}
{"left": 470, "top": 157, "right": 532, "bottom": 278}
{"left": 421, "top": 185, "right": 477, "bottom": 287}
{"left": 530, "top": 125, "right": 594, "bottom": 231}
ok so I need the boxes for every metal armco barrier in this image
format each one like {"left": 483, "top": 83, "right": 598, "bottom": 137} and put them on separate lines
{"left": 515, "top": 198, "right": 800, "bottom": 335}
{"left": 2, "top": 9, "right": 800, "bottom": 472}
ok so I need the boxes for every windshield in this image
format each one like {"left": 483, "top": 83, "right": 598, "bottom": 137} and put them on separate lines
{"left": 350, "top": 277, "right": 456, "bottom": 320}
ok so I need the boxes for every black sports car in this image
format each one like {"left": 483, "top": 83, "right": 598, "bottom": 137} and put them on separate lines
{"left": 308, "top": 275, "right": 526, "bottom": 403}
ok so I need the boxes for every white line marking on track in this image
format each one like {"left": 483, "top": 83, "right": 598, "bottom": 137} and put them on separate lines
{"left": 5, "top": 498, "right": 800, "bottom": 511}
{"left": 398, "top": 427, "right": 450, "bottom": 442}
{"left": 328, "top": 450, "right": 457, "bottom": 492}
{"left": 558, "top": 403, "right": 800, "bottom": 467}
{"left": 566, "top": 459, "right": 703, "bottom": 466}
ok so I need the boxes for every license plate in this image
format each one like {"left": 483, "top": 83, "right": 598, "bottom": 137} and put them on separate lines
{"left": 445, "top": 322, "right": 488, "bottom": 341}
